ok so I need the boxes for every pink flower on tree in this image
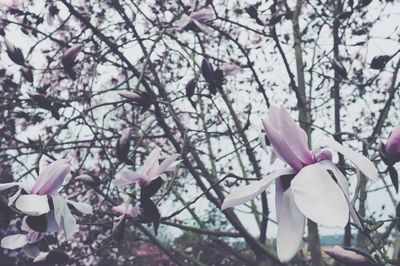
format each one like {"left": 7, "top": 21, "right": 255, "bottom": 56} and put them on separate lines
{"left": 221, "top": 106, "right": 378, "bottom": 262}
{"left": 175, "top": 5, "right": 214, "bottom": 35}
{"left": 0, "top": 159, "right": 93, "bottom": 250}
{"left": 115, "top": 147, "right": 181, "bottom": 188}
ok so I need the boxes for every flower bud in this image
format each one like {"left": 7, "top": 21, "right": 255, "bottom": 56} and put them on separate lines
{"left": 21, "top": 65, "right": 33, "bottom": 83}
{"left": 324, "top": 246, "right": 373, "bottom": 265}
{"left": 4, "top": 38, "right": 25, "bottom": 65}
{"left": 75, "top": 173, "right": 100, "bottom": 187}
{"left": 385, "top": 127, "right": 400, "bottom": 163}
{"left": 116, "top": 128, "right": 132, "bottom": 162}
{"left": 118, "top": 90, "right": 141, "bottom": 101}
{"left": 62, "top": 44, "right": 83, "bottom": 69}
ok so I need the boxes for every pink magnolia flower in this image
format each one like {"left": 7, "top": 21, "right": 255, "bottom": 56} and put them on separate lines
{"left": 175, "top": 6, "right": 214, "bottom": 35}
{"left": 115, "top": 147, "right": 181, "bottom": 188}
{"left": 324, "top": 246, "right": 372, "bottom": 265}
{"left": 221, "top": 106, "right": 378, "bottom": 262}
{"left": 0, "top": 159, "right": 93, "bottom": 247}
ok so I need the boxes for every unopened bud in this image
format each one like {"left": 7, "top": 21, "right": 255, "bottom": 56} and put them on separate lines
{"left": 116, "top": 128, "right": 132, "bottom": 162}
{"left": 62, "top": 44, "right": 83, "bottom": 69}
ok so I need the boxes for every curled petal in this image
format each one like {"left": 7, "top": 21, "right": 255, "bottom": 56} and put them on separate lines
{"left": 15, "top": 194, "right": 50, "bottom": 216}
{"left": 31, "top": 159, "right": 71, "bottom": 195}
{"left": 291, "top": 163, "right": 349, "bottom": 227}
{"left": 221, "top": 169, "right": 295, "bottom": 210}
{"left": 1, "top": 234, "right": 28, "bottom": 250}
{"left": 275, "top": 180, "right": 306, "bottom": 262}
{"left": 320, "top": 139, "right": 378, "bottom": 181}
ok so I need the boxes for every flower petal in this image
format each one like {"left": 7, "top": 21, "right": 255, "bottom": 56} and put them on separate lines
{"left": 320, "top": 160, "right": 363, "bottom": 228}
{"left": 155, "top": 154, "right": 181, "bottom": 177}
{"left": 320, "top": 139, "right": 378, "bottom": 181}
{"left": 1, "top": 234, "right": 28, "bottom": 250}
{"left": 0, "top": 182, "right": 20, "bottom": 191}
{"left": 142, "top": 148, "right": 160, "bottom": 177}
{"left": 291, "top": 163, "right": 349, "bottom": 227}
{"left": 114, "top": 169, "right": 144, "bottom": 188}
{"left": 221, "top": 169, "right": 295, "bottom": 210}
{"left": 262, "top": 107, "right": 303, "bottom": 170}
{"left": 275, "top": 180, "right": 306, "bottom": 262}
{"left": 31, "top": 159, "right": 71, "bottom": 195}
{"left": 175, "top": 14, "right": 192, "bottom": 30}
{"left": 278, "top": 106, "right": 314, "bottom": 164}
{"left": 52, "top": 194, "right": 77, "bottom": 239}
{"left": 15, "top": 194, "right": 50, "bottom": 216}
{"left": 66, "top": 200, "right": 93, "bottom": 214}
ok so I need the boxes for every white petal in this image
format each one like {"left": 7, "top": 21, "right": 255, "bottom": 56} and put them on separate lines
{"left": 320, "top": 161, "right": 363, "bottom": 228}
{"left": 291, "top": 163, "right": 349, "bottom": 227}
{"left": 320, "top": 139, "right": 378, "bottom": 181}
{"left": 52, "top": 194, "right": 77, "bottom": 238}
{"left": 175, "top": 14, "right": 191, "bottom": 30}
{"left": 66, "top": 200, "right": 93, "bottom": 214}
{"left": 0, "top": 182, "right": 20, "bottom": 191}
{"left": 115, "top": 169, "right": 143, "bottom": 188}
{"left": 221, "top": 169, "right": 295, "bottom": 210}
{"left": 275, "top": 180, "right": 305, "bottom": 262}
{"left": 193, "top": 20, "right": 214, "bottom": 35}
{"left": 8, "top": 188, "right": 21, "bottom": 206}
{"left": 15, "top": 194, "right": 50, "bottom": 216}
{"left": 1, "top": 234, "right": 28, "bottom": 250}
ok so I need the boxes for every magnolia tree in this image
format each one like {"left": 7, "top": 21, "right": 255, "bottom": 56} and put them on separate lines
{"left": 0, "top": 0, "right": 399, "bottom": 265}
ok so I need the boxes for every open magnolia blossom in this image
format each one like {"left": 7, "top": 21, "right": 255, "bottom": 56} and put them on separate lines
{"left": 115, "top": 147, "right": 181, "bottom": 188}
{"left": 175, "top": 5, "right": 214, "bottom": 35}
{"left": 221, "top": 106, "right": 378, "bottom": 262}
{"left": 0, "top": 159, "right": 93, "bottom": 249}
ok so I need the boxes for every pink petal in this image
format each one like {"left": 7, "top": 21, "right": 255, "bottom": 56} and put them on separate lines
{"left": 291, "top": 163, "right": 349, "bottom": 227}
{"left": 154, "top": 154, "right": 181, "bottom": 177}
{"left": 142, "top": 148, "right": 161, "bottom": 178}
{"left": 262, "top": 114, "right": 303, "bottom": 171}
{"left": 190, "top": 8, "right": 213, "bottom": 22}
{"left": 277, "top": 107, "right": 314, "bottom": 164}
{"left": 31, "top": 159, "right": 71, "bottom": 195}
{"left": 115, "top": 169, "right": 144, "bottom": 188}
{"left": 275, "top": 179, "right": 306, "bottom": 262}
{"left": 221, "top": 168, "right": 295, "bottom": 210}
